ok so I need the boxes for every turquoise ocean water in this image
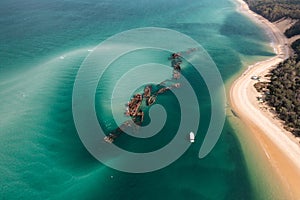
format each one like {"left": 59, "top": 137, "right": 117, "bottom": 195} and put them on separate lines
{"left": 0, "top": 0, "right": 275, "bottom": 199}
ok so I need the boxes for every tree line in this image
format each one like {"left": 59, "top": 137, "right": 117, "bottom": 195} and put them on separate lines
{"left": 244, "top": 0, "right": 300, "bottom": 37}
{"left": 265, "top": 51, "right": 300, "bottom": 137}
{"left": 254, "top": 41, "right": 300, "bottom": 136}
{"left": 245, "top": 0, "right": 300, "bottom": 137}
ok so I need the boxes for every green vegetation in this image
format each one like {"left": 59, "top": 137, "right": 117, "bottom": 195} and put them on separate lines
{"left": 246, "top": 0, "right": 300, "bottom": 137}
{"left": 255, "top": 41, "right": 300, "bottom": 136}
{"left": 244, "top": 0, "right": 300, "bottom": 37}
{"left": 266, "top": 57, "right": 300, "bottom": 136}
{"left": 285, "top": 21, "right": 300, "bottom": 38}
{"left": 291, "top": 39, "right": 300, "bottom": 59}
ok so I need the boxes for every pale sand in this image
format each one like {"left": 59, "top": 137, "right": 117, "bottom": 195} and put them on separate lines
{"left": 289, "top": 35, "right": 300, "bottom": 46}
{"left": 274, "top": 18, "right": 297, "bottom": 33}
{"left": 231, "top": 0, "right": 300, "bottom": 198}
{"left": 274, "top": 18, "right": 300, "bottom": 48}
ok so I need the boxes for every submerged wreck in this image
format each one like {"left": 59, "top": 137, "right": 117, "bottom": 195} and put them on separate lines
{"left": 104, "top": 51, "right": 186, "bottom": 143}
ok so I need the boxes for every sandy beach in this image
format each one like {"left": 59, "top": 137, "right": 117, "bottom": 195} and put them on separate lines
{"left": 231, "top": 0, "right": 300, "bottom": 198}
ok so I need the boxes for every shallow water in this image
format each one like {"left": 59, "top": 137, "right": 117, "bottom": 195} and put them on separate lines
{"left": 0, "top": 0, "right": 275, "bottom": 199}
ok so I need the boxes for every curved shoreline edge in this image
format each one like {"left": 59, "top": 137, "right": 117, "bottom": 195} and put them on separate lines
{"left": 230, "top": 0, "right": 300, "bottom": 198}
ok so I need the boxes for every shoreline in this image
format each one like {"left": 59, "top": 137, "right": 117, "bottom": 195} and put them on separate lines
{"left": 230, "top": 0, "right": 300, "bottom": 198}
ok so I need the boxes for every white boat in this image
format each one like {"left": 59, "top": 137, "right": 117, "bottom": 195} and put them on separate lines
{"left": 189, "top": 132, "right": 195, "bottom": 143}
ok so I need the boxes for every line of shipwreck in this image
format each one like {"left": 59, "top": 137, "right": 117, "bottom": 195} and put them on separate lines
{"left": 104, "top": 49, "right": 197, "bottom": 143}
